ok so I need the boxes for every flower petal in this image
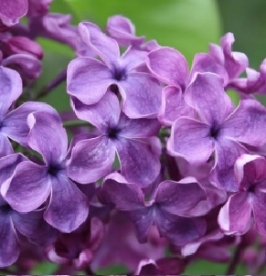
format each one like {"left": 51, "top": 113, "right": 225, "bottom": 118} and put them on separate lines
{"left": 158, "top": 86, "right": 194, "bottom": 126}
{"left": 67, "top": 57, "right": 113, "bottom": 105}
{"left": 44, "top": 173, "right": 88, "bottom": 233}
{"left": 155, "top": 179, "right": 207, "bottom": 216}
{"left": 72, "top": 91, "right": 120, "bottom": 132}
{"left": 147, "top": 47, "right": 188, "bottom": 88}
{"left": 116, "top": 138, "right": 160, "bottom": 187}
{"left": 167, "top": 117, "right": 214, "bottom": 164}
{"left": 2, "top": 161, "right": 51, "bottom": 212}
{"left": 78, "top": 22, "right": 120, "bottom": 66}
{"left": 185, "top": 72, "right": 234, "bottom": 125}
{"left": 67, "top": 136, "right": 116, "bottom": 184}
{"left": 222, "top": 98, "right": 266, "bottom": 147}
{"left": 27, "top": 111, "right": 68, "bottom": 165}
{"left": 210, "top": 138, "right": 247, "bottom": 192}
{"left": 218, "top": 192, "right": 252, "bottom": 235}
{"left": 2, "top": 101, "right": 57, "bottom": 147}
{"left": 119, "top": 72, "right": 161, "bottom": 118}
{"left": 0, "top": 215, "right": 20, "bottom": 267}
{"left": 0, "top": 66, "right": 22, "bottom": 118}
{"left": 253, "top": 190, "right": 266, "bottom": 236}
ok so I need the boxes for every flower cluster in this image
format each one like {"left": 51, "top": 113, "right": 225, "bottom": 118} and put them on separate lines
{"left": 1, "top": 1, "right": 266, "bottom": 274}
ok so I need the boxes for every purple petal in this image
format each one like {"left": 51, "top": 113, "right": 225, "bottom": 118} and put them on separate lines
{"left": 167, "top": 117, "right": 214, "bottom": 164}
{"left": 218, "top": 192, "right": 252, "bottom": 234}
{"left": 119, "top": 72, "right": 161, "bottom": 118}
{"left": 234, "top": 154, "right": 266, "bottom": 190}
{"left": 0, "top": 66, "right": 22, "bottom": 118}
{"left": 27, "top": 111, "right": 67, "bottom": 165}
{"left": 2, "top": 101, "right": 57, "bottom": 147}
{"left": 158, "top": 86, "right": 195, "bottom": 126}
{"left": 2, "top": 53, "right": 42, "bottom": 80}
{"left": 222, "top": 98, "right": 266, "bottom": 147}
{"left": 185, "top": 72, "right": 234, "bottom": 125}
{"left": 44, "top": 173, "right": 88, "bottom": 233}
{"left": 253, "top": 189, "right": 266, "bottom": 236}
{"left": 100, "top": 174, "right": 144, "bottom": 210}
{"left": 0, "top": 215, "right": 20, "bottom": 267}
{"left": 0, "top": 0, "right": 28, "bottom": 26}
{"left": 12, "top": 210, "right": 57, "bottom": 246}
{"left": 116, "top": 138, "right": 160, "bottom": 187}
{"left": 210, "top": 138, "right": 247, "bottom": 192}
{"left": 0, "top": 134, "right": 13, "bottom": 157}
{"left": 67, "top": 57, "right": 113, "bottom": 105}
{"left": 67, "top": 136, "right": 116, "bottom": 184}
{"left": 118, "top": 113, "right": 160, "bottom": 138}
{"left": 128, "top": 207, "right": 154, "bottom": 243}
{"left": 0, "top": 153, "right": 26, "bottom": 185}
{"left": 155, "top": 178, "right": 207, "bottom": 216}
{"left": 72, "top": 91, "right": 120, "bottom": 132}
{"left": 78, "top": 22, "right": 119, "bottom": 66}
{"left": 120, "top": 47, "right": 147, "bottom": 71}
{"left": 220, "top": 32, "right": 249, "bottom": 79}
{"left": 107, "top": 15, "right": 145, "bottom": 47}
{"left": 147, "top": 47, "right": 188, "bottom": 88}
{"left": 190, "top": 53, "right": 228, "bottom": 85}
{"left": 156, "top": 211, "right": 206, "bottom": 246}
{"left": 2, "top": 161, "right": 51, "bottom": 212}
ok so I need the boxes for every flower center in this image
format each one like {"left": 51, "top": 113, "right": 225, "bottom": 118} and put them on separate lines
{"left": 0, "top": 203, "right": 12, "bottom": 214}
{"left": 107, "top": 127, "right": 120, "bottom": 139}
{"left": 48, "top": 164, "right": 62, "bottom": 176}
{"left": 209, "top": 125, "right": 220, "bottom": 139}
{"left": 112, "top": 67, "right": 126, "bottom": 81}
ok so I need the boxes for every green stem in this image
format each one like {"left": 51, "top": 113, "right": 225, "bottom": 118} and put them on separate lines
{"left": 63, "top": 120, "right": 90, "bottom": 128}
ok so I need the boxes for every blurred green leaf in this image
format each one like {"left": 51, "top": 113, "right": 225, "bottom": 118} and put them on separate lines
{"left": 65, "top": 0, "right": 221, "bottom": 63}
{"left": 31, "top": 262, "right": 58, "bottom": 274}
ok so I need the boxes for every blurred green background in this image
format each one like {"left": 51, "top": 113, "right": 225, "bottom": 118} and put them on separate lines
{"left": 34, "top": 0, "right": 266, "bottom": 274}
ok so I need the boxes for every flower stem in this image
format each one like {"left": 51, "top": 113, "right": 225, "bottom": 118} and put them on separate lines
{"left": 36, "top": 68, "right": 67, "bottom": 99}
{"left": 226, "top": 240, "right": 243, "bottom": 274}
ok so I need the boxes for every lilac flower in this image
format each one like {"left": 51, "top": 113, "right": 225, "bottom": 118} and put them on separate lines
{"left": 146, "top": 46, "right": 226, "bottom": 125}
{"left": 67, "top": 22, "right": 161, "bottom": 118}
{"left": 0, "top": 153, "right": 55, "bottom": 267}
{"left": 219, "top": 154, "right": 266, "bottom": 235}
{"left": 2, "top": 110, "right": 89, "bottom": 233}
{"left": 91, "top": 212, "right": 166, "bottom": 272}
{"left": 99, "top": 173, "right": 212, "bottom": 246}
{"left": 229, "top": 59, "right": 266, "bottom": 94}
{"left": 0, "top": 0, "right": 28, "bottom": 27}
{"left": 68, "top": 91, "right": 161, "bottom": 187}
{"left": 168, "top": 72, "right": 266, "bottom": 191}
{"left": 0, "top": 66, "right": 53, "bottom": 156}
{"left": 209, "top": 32, "right": 249, "bottom": 85}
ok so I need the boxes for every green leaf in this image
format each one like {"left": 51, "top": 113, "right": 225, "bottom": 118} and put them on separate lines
{"left": 65, "top": 0, "right": 221, "bottom": 63}
{"left": 31, "top": 262, "right": 58, "bottom": 274}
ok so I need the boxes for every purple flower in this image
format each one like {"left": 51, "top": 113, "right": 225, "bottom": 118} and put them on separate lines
{"left": 99, "top": 173, "right": 212, "bottom": 246}
{"left": 219, "top": 154, "right": 266, "bottom": 235}
{"left": 0, "top": 153, "right": 55, "bottom": 267}
{"left": 67, "top": 22, "right": 161, "bottom": 118}
{"left": 168, "top": 72, "right": 266, "bottom": 191}
{"left": 0, "top": 66, "right": 53, "bottom": 155}
{"left": 2, "top": 110, "right": 89, "bottom": 233}
{"left": 0, "top": 0, "right": 28, "bottom": 27}
{"left": 68, "top": 91, "right": 161, "bottom": 187}
{"left": 209, "top": 32, "right": 249, "bottom": 85}
{"left": 146, "top": 46, "right": 226, "bottom": 125}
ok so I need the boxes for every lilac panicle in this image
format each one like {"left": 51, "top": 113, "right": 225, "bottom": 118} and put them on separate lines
{"left": 219, "top": 154, "right": 266, "bottom": 235}
{"left": 68, "top": 91, "right": 161, "bottom": 187}
{"left": 67, "top": 21, "right": 162, "bottom": 118}
{"left": 2, "top": 110, "right": 89, "bottom": 233}
{"left": 168, "top": 72, "right": 266, "bottom": 191}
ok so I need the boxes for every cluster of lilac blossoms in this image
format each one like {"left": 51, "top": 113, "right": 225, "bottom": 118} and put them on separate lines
{"left": 2, "top": 1, "right": 266, "bottom": 275}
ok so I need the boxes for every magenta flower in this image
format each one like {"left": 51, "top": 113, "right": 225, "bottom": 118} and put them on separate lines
{"left": 67, "top": 22, "right": 161, "bottom": 118}
{"left": 219, "top": 154, "right": 266, "bottom": 235}
{"left": 168, "top": 72, "right": 266, "bottom": 191}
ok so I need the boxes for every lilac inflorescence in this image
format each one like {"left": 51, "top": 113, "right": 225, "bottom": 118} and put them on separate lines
{"left": 1, "top": 2, "right": 266, "bottom": 274}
